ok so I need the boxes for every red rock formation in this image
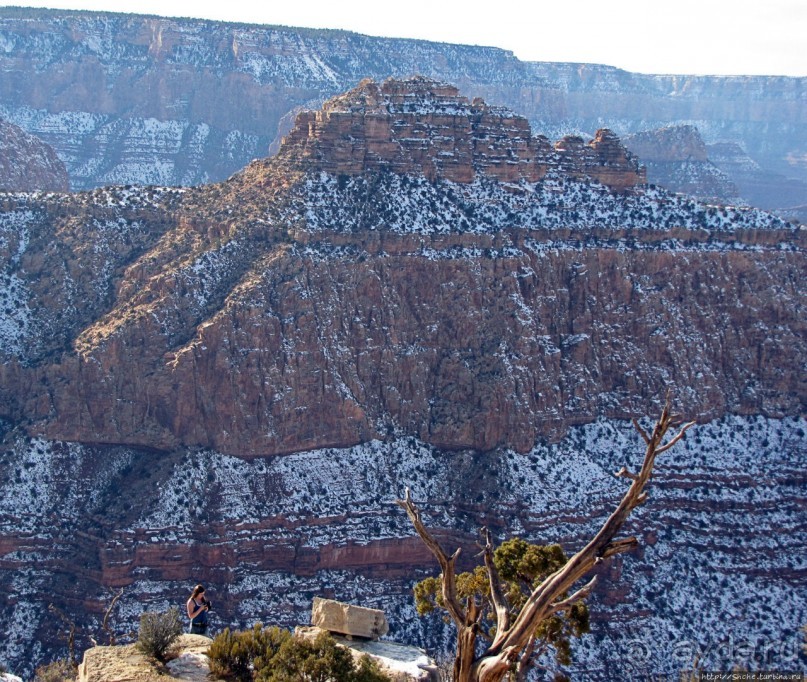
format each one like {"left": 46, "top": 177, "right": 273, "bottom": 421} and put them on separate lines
{"left": 623, "top": 125, "right": 740, "bottom": 205}
{"left": 278, "top": 77, "right": 638, "bottom": 189}
{"left": 0, "top": 78, "right": 801, "bottom": 459}
{"left": 553, "top": 129, "right": 646, "bottom": 192}
{"left": 0, "top": 118, "right": 70, "bottom": 192}
{"left": 624, "top": 125, "right": 709, "bottom": 163}
{"left": 587, "top": 128, "right": 647, "bottom": 191}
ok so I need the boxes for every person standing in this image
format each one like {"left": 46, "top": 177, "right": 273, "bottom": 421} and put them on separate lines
{"left": 186, "top": 584, "right": 210, "bottom": 635}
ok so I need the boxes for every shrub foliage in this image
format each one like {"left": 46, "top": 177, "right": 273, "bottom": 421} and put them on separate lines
{"left": 33, "top": 659, "right": 76, "bottom": 682}
{"left": 136, "top": 606, "right": 183, "bottom": 662}
{"left": 207, "top": 624, "right": 391, "bottom": 681}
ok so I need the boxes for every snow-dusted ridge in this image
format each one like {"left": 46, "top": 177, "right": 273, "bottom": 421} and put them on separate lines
{"left": 297, "top": 172, "right": 791, "bottom": 235}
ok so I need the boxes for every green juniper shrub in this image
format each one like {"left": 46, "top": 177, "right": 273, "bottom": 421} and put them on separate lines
{"left": 256, "top": 631, "right": 390, "bottom": 682}
{"left": 207, "top": 627, "right": 254, "bottom": 681}
{"left": 207, "top": 624, "right": 291, "bottom": 681}
{"left": 208, "top": 626, "right": 391, "bottom": 682}
{"left": 256, "top": 631, "right": 355, "bottom": 682}
{"left": 352, "top": 654, "right": 392, "bottom": 682}
{"left": 136, "top": 606, "right": 183, "bottom": 662}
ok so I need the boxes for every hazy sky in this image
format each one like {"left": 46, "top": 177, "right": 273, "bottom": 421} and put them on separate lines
{"left": 7, "top": 0, "right": 807, "bottom": 76}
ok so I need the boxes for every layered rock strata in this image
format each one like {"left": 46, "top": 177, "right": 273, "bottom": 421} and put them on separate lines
{"left": 0, "top": 78, "right": 801, "bottom": 458}
{"left": 707, "top": 140, "right": 807, "bottom": 222}
{"left": 279, "top": 78, "right": 643, "bottom": 189}
{"left": 0, "top": 417, "right": 804, "bottom": 678}
{"left": 623, "top": 125, "right": 741, "bottom": 205}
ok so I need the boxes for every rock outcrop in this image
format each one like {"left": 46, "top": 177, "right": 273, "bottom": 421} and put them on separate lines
{"left": 624, "top": 124, "right": 710, "bottom": 163}
{"left": 311, "top": 596, "right": 389, "bottom": 639}
{"left": 77, "top": 634, "right": 221, "bottom": 682}
{"left": 0, "top": 118, "right": 69, "bottom": 192}
{"left": 554, "top": 128, "right": 646, "bottom": 192}
{"left": 279, "top": 78, "right": 643, "bottom": 189}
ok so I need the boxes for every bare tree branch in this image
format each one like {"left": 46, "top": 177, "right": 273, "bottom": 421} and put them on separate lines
{"left": 486, "top": 401, "right": 694, "bottom": 665}
{"left": 396, "top": 488, "right": 467, "bottom": 627}
{"left": 632, "top": 418, "right": 651, "bottom": 444}
{"left": 614, "top": 466, "right": 639, "bottom": 481}
{"left": 102, "top": 587, "right": 125, "bottom": 645}
{"left": 401, "top": 399, "right": 695, "bottom": 681}
{"left": 480, "top": 527, "right": 510, "bottom": 645}
{"left": 514, "top": 636, "right": 537, "bottom": 682}
{"left": 656, "top": 421, "right": 696, "bottom": 454}
{"left": 546, "top": 577, "right": 598, "bottom": 617}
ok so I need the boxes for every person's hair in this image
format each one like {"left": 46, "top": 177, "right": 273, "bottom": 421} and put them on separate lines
{"left": 191, "top": 584, "right": 205, "bottom": 599}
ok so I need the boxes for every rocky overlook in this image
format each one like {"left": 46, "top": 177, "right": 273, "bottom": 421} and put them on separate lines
{"left": 0, "top": 78, "right": 805, "bottom": 678}
{"left": 0, "top": 7, "right": 804, "bottom": 217}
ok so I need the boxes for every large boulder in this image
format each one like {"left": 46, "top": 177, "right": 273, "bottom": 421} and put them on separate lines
{"left": 311, "top": 596, "right": 389, "bottom": 640}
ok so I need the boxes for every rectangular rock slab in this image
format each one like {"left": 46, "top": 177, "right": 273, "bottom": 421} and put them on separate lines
{"left": 311, "top": 596, "right": 389, "bottom": 639}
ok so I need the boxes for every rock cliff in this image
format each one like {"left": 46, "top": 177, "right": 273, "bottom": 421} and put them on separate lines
{"left": 0, "top": 78, "right": 805, "bottom": 679}
{"left": 1, "top": 78, "right": 799, "bottom": 457}
{"left": 0, "top": 118, "right": 69, "bottom": 192}
{"left": 624, "top": 124, "right": 807, "bottom": 221}
{"left": 278, "top": 78, "right": 643, "bottom": 189}
{"left": 623, "top": 125, "right": 741, "bottom": 205}
{"left": 707, "top": 140, "right": 807, "bottom": 222}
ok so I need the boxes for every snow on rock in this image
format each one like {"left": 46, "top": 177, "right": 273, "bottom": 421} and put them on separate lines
{"left": 0, "top": 415, "right": 803, "bottom": 677}
{"left": 297, "top": 171, "right": 789, "bottom": 235}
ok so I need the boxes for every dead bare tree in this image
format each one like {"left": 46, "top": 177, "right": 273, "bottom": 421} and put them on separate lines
{"left": 90, "top": 587, "right": 125, "bottom": 646}
{"left": 397, "top": 400, "right": 695, "bottom": 682}
{"left": 47, "top": 604, "right": 77, "bottom": 665}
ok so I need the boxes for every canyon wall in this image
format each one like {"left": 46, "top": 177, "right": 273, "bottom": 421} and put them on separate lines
{"left": 0, "top": 77, "right": 804, "bottom": 678}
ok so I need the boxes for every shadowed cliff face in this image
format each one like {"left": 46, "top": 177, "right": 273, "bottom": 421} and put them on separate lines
{"left": 623, "top": 125, "right": 742, "bottom": 206}
{"left": 0, "top": 78, "right": 801, "bottom": 456}
{"left": 0, "top": 118, "right": 69, "bottom": 192}
{"left": 0, "top": 77, "right": 805, "bottom": 678}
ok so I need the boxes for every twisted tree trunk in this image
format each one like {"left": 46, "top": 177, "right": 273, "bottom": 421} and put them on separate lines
{"left": 397, "top": 400, "right": 694, "bottom": 682}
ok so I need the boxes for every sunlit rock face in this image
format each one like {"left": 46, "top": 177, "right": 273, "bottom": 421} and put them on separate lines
{"left": 1, "top": 77, "right": 800, "bottom": 456}
{"left": 0, "top": 77, "right": 804, "bottom": 679}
